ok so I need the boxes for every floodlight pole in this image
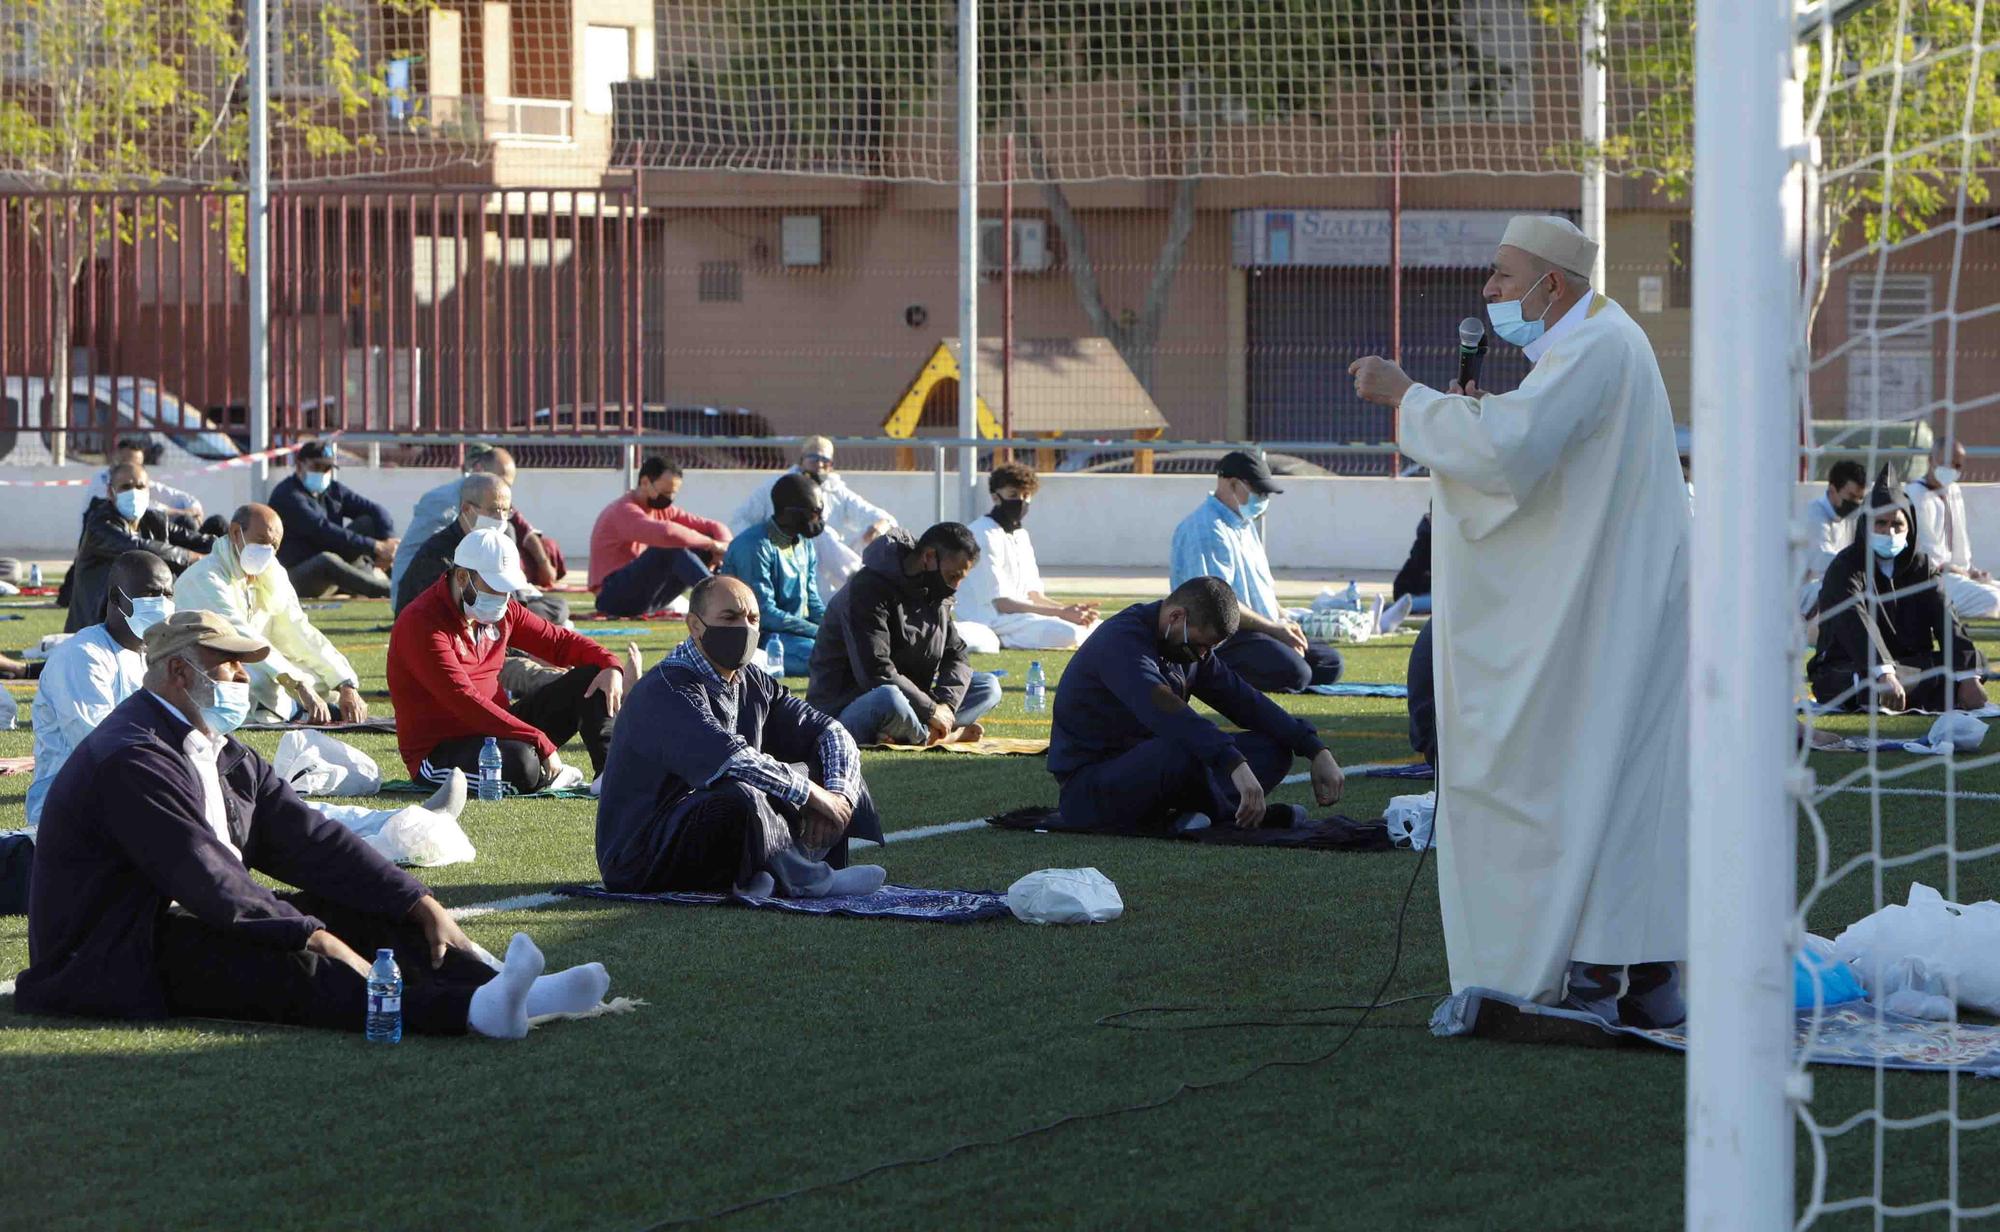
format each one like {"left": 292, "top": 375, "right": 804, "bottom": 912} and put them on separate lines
{"left": 1686, "top": 0, "right": 1801, "bottom": 1227}
{"left": 955, "top": 0, "right": 980, "bottom": 520}
{"left": 247, "top": 0, "right": 273, "bottom": 497}
{"left": 1580, "top": 0, "right": 1608, "bottom": 287}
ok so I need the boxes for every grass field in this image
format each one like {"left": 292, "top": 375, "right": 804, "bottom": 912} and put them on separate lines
{"left": 2, "top": 586, "right": 1998, "bottom": 1230}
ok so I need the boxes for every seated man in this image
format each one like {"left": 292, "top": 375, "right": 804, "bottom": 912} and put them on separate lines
{"left": 806, "top": 523, "right": 1001, "bottom": 746}
{"left": 65, "top": 461, "right": 213, "bottom": 633}
{"left": 394, "top": 447, "right": 521, "bottom": 593}
{"left": 588, "top": 456, "right": 732, "bottom": 618}
{"left": 85, "top": 437, "right": 204, "bottom": 523}
{"left": 731, "top": 436, "right": 895, "bottom": 596}
{"left": 269, "top": 441, "right": 398, "bottom": 599}
{"left": 955, "top": 461, "right": 1098, "bottom": 653}
{"left": 1048, "top": 576, "right": 1345, "bottom": 834}
{"left": 1408, "top": 620, "right": 1437, "bottom": 768}
{"left": 719, "top": 472, "right": 825, "bottom": 677}
{"left": 1800, "top": 460, "right": 1869, "bottom": 617}
{"left": 174, "top": 504, "right": 369, "bottom": 726}
{"left": 1392, "top": 510, "right": 1432, "bottom": 616}
{"left": 394, "top": 473, "right": 569, "bottom": 626}
{"left": 1810, "top": 477, "right": 1988, "bottom": 713}
{"left": 596, "top": 575, "right": 887, "bottom": 897}
{"left": 389, "top": 528, "right": 625, "bottom": 793}
{"left": 16, "top": 610, "right": 608, "bottom": 1038}
{"left": 1906, "top": 442, "right": 2000, "bottom": 619}
{"left": 1169, "top": 450, "right": 1342, "bottom": 693}
{"left": 29, "top": 551, "right": 173, "bottom": 825}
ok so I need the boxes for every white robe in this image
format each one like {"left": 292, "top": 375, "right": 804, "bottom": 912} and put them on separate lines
{"left": 1398, "top": 292, "right": 1691, "bottom": 1003}
{"left": 1905, "top": 480, "right": 2000, "bottom": 618}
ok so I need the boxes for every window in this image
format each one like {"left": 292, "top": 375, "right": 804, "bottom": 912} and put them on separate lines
{"left": 1, "top": 14, "right": 41, "bottom": 78}
{"left": 272, "top": 0, "right": 363, "bottom": 96}
{"left": 1431, "top": 0, "right": 1535, "bottom": 125}
{"left": 1846, "top": 273, "right": 1935, "bottom": 419}
{"left": 581, "top": 25, "right": 633, "bottom": 116}
{"left": 698, "top": 261, "right": 742, "bottom": 302}
{"left": 1668, "top": 219, "right": 1692, "bottom": 309}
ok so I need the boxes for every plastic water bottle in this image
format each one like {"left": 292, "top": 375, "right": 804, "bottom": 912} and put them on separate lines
{"left": 1025, "top": 661, "right": 1047, "bottom": 713}
{"left": 477, "top": 736, "right": 505, "bottom": 802}
{"left": 26, "top": 563, "right": 41, "bottom": 588}
{"left": 1343, "top": 579, "right": 1360, "bottom": 610}
{"left": 365, "top": 948, "right": 402, "bottom": 1043}
{"left": 763, "top": 634, "right": 785, "bottom": 677}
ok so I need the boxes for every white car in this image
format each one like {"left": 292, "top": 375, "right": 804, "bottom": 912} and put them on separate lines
{"left": 0, "top": 376, "right": 241, "bottom": 463}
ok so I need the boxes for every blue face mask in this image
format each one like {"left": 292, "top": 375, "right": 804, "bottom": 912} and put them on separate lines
{"left": 121, "top": 592, "right": 174, "bottom": 639}
{"left": 301, "top": 469, "right": 333, "bottom": 496}
{"left": 190, "top": 661, "right": 253, "bottom": 736}
{"left": 1243, "top": 493, "right": 1271, "bottom": 522}
{"left": 113, "top": 488, "right": 149, "bottom": 521}
{"left": 1871, "top": 532, "right": 1907, "bottom": 560}
{"left": 1487, "top": 272, "right": 1554, "bottom": 348}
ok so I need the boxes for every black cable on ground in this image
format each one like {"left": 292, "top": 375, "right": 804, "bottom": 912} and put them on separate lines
{"left": 633, "top": 843, "right": 1436, "bottom": 1230}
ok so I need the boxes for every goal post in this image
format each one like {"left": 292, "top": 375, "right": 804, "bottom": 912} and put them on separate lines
{"left": 1687, "top": 0, "right": 1804, "bottom": 1226}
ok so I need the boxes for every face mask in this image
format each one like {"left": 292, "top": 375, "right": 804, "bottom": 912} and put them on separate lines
{"left": 1871, "top": 532, "right": 1907, "bottom": 560}
{"left": 775, "top": 508, "right": 823, "bottom": 540}
{"left": 189, "top": 661, "right": 253, "bottom": 737}
{"left": 1160, "top": 616, "right": 1201, "bottom": 666}
{"left": 1487, "top": 272, "right": 1554, "bottom": 348}
{"left": 918, "top": 567, "right": 957, "bottom": 604}
{"left": 1935, "top": 466, "right": 1962, "bottom": 486}
{"left": 472, "top": 514, "right": 507, "bottom": 534}
{"left": 693, "top": 618, "right": 759, "bottom": 672}
{"left": 122, "top": 592, "right": 174, "bottom": 639}
{"left": 647, "top": 489, "right": 675, "bottom": 510}
{"left": 1833, "top": 498, "right": 1862, "bottom": 518}
{"left": 301, "top": 470, "right": 334, "bottom": 496}
{"left": 114, "top": 488, "right": 149, "bottom": 521}
{"left": 461, "top": 584, "right": 510, "bottom": 625}
{"left": 237, "top": 540, "right": 277, "bottom": 576}
{"left": 805, "top": 469, "right": 828, "bottom": 487}
{"left": 1243, "top": 493, "right": 1271, "bottom": 522}
{"left": 991, "top": 498, "right": 1029, "bottom": 533}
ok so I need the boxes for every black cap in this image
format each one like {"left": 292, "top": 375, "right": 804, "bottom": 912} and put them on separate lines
{"left": 1217, "top": 449, "right": 1284, "bottom": 496}
{"left": 297, "top": 440, "right": 336, "bottom": 464}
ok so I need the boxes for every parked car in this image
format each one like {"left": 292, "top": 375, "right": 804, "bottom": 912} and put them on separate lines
{"left": 1074, "top": 449, "right": 1336, "bottom": 479}
{"left": 473, "top": 404, "right": 786, "bottom": 470}
{"left": 0, "top": 376, "right": 241, "bottom": 464}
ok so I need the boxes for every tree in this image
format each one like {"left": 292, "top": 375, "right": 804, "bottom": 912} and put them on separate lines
{"left": 0, "top": 0, "right": 424, "bottom": 462}
{"left": 724, "top": 0, "right": 1512, "bottom": 393}
{"left": 1535, "top": 0, "right": 2000, "bottom": 327}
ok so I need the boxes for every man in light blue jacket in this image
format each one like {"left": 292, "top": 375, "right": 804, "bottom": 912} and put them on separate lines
{"left": 720, "top": 473, "right": 825, "bottom": 677}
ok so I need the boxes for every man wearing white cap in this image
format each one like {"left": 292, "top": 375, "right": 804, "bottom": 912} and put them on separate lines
{"left": 1348, "top": 214, "right": 1690, "bottom": 1024}
{"left": 387, "top": 528, "right": 625, "bottom": 795}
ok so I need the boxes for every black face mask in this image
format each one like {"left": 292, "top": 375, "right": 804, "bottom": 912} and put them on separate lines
{"left": 1160, "top": 617, "right": 1201, "bottom": 666}
{"left": 647, "top": 490, "right": 676, "bottom": 511}
{"left": 694, "top": 619, "right": 759, "bottom": 672}
{"left": 1834, "top": 497, "right": 1862, "bottom": 518}
{"left": 918, "top": 567, "right": 957, "bottom": 604}
{"left": 776, "top": 508, "right": 825, "bottom": 540}
{"left": 990, "top": 498, "right": 1028, "bottom": 533}
{"left": 805, "top": 469, "right": 828, "bottom": 487}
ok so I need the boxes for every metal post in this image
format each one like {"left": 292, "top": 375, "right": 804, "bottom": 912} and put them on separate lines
{"left": 1580, "top": 0, "right": 1609, "bottom": 288}
{"left": 1389, "top": 129, "right": 1404, "bottom": 477}
{"left": 933, "top": 444, "right": 947, "bottom": 527}
{"left": 1001, "top": 132, "right": 1015, "bottom": 463}
{"left": 955, "top": 0, "right": 980, "bottom": 520}
{"left": 247, "top": 0, "right": 272, "bottom": 496}
{"left": 1686, "top": 1, "right": 1798, "bottom": 1227}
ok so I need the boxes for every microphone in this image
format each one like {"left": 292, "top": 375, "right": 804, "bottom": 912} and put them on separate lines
{"left": 1457, "top": 317, "right": 1488, "bottom": 389}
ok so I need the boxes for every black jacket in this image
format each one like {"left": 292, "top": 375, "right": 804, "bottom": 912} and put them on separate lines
{"left": 1392, "top": 513, "right": 1431, "bottom": 601}
{"left": 396, "top": 519, "right": 479, "bottom": 614}
{"left": 806, "top": 530, "right": 972, "bottom": 718}
{"left": 17, "top": 690, "right": 427, "bottom": 1020}
{"left": 64, "top": 497, "right": 213, "bottom": 633}
{"left": 1809, "top": 535, "right": 1982, "bottom": 685}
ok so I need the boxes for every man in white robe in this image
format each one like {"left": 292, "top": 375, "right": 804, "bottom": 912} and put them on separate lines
{"left": 1348, "top": 215, "right": 1690, "bottom": 1024}
{"left": 1905, "top": 441, "right": 2000, "bottom": 619}
{"left": 955, "top": 461, "right": 1098, "bottom": 653}
{"left": 732, "top": 436, "right": 895, "bottom": 597}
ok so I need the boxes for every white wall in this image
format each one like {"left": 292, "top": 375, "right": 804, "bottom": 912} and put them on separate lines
{"left": 4, "top": 465, "right": 1977, "bottom": 574}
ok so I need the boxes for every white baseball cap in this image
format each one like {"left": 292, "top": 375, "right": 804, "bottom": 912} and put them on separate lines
{"left": 452, "top": 527, "right": 529, "bottom": 594}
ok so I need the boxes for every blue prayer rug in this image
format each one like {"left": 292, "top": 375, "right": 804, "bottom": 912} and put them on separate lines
{"left": 1435, "top": 988, "right": 2000, "bottom": 1075}
{"left": 1354, "top": 762, "right": 1434, "bottom": 780}
{"left": 554, "top": 882, "right": 1014, "bottom": 923}
{"left": 1306, "top": 682, "right": 1409, "bottom": 698}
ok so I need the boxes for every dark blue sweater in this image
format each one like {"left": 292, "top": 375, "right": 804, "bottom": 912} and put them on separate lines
{"left": 1048, "top": 601, "right": 1326, "bottom": 778}
{"left": 17, "top": 691, "right": 427, "bottom": 1020}
{"left": 270, "top": 474, "right": 395, "bottom": 567}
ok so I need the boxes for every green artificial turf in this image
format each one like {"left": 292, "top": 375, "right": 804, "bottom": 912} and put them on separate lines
{"left": 0, "top": 592, "right": 1997, "bottom": 1230}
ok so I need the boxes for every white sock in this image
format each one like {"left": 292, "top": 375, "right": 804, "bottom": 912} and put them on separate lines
{"left": 525, "top": 962, "right": 610, "bottom": 1018}
{"left": 423, "top": 768, "right": 467, "bottom": 820}
{"left": 825, "top": 864, "right": 887, "bottom": 896}
{"left": 466, "top": 932, "right": 545, "bottom": 1040}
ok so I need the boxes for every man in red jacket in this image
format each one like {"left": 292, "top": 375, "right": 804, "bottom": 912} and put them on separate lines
{"left": 588, "top": 455, "right": 732, "bottom": 618}
{"left": 389, "top": 528, "right": 624, "bottom": 794}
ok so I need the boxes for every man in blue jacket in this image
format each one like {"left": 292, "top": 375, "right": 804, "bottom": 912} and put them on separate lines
{"left": 15, "top": 610, "right": 612, "bottom": 1039}
{"left": 720, "top": 471, "right": 825, "bottom": 676}
{"left": 269, "top": 441, "right": 399, "bottom": 598}
{"left": 1048, "top": 576, "right": 1345, "bottom": 834}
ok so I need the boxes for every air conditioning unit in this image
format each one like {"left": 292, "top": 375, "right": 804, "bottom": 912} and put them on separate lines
{"left": 979, "top": 218, "right": 1052, "bottom": 274}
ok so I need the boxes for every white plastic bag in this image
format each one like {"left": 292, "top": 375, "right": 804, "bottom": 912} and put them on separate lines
{"left": 0, "top": 687, "right": 16, "bottom": 732}
{"left": 1925, "top": 712, "right": 1988, "bottom": 755}
{"left": 359, "top": 806, "right": 477, "bottom": 868}
{"left": 274, "top": 729, "right": 382, "bottom": 797}
{"left": 1384, "top": 791, "right": 1436, "bottom": 851}
{"left": 1006, "top": 867, "right": 1123, "bottom": 925}
{"left": 1833, "top": 882, "right": 2000, "bottom": 1016}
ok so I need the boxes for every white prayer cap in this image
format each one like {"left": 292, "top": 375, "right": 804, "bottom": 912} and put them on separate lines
{"left": 1500, "top": 215, "right": 1598, "bottom": 278}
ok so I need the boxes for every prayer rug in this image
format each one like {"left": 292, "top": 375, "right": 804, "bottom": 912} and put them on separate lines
{"left": 377, "top": 778, "right": 596, "bottom": 800}
{"left": 1305, "top": 682, "right": 1409, "bottom": 699}
{"left": 872, "top": 737, "right": 1050, "bottom": 756}
{"left": 576, "top": 627, "right": 649, "bottom": 637}
{"left": 1434, "top": 988, "right": 2000, "bottom": 1075}
{"left": 237, "top": 717, "right": 398, "bottom": 733}
{"left": 577, "top": 609, "right": 685, "bottom": 622}
{"left": 989, "top": 806, "right": 1403, "bottom": 852}
{"left": 1353, "top": 761, "right": 1435, "bottom": 780}
{"left": 553, "top": 882, "right": 1014, "bottom": 923}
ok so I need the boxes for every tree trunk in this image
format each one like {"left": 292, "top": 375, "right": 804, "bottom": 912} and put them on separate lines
{"left": 47, "top": 246, "right": 78, "bottom": 468}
